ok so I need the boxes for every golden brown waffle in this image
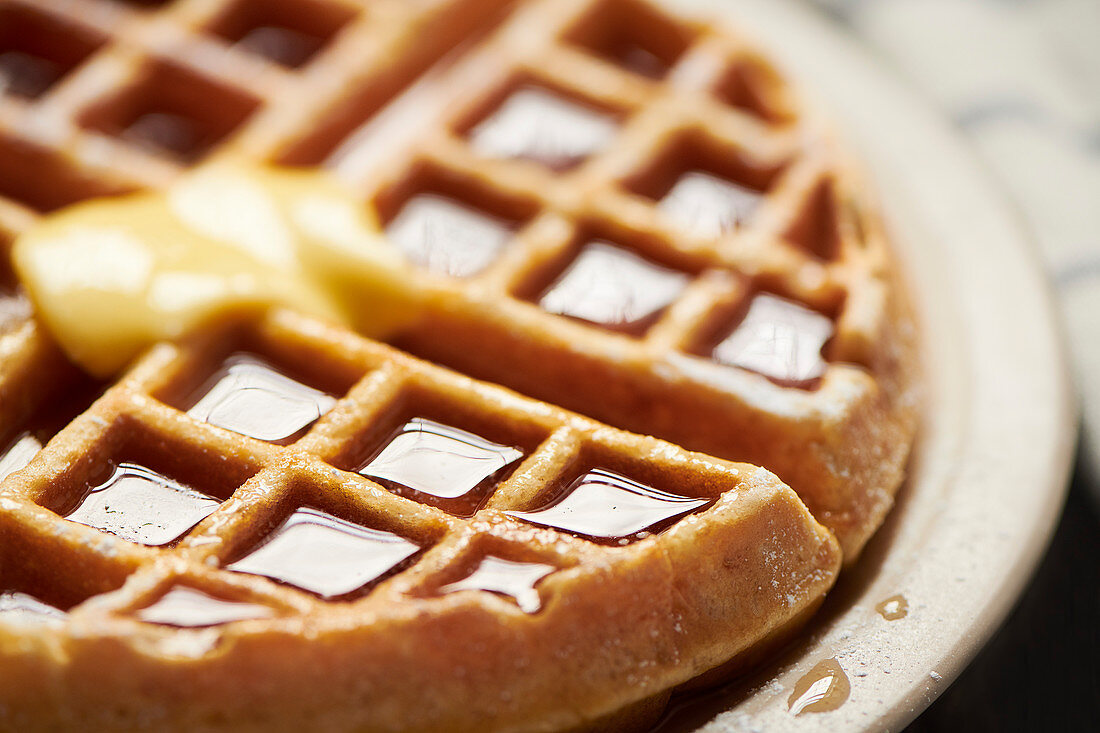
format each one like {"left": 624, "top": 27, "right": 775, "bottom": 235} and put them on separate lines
{"left": 322, "top": 0, "right": 920, "bottom": 560}
{"left": 0, "top": 308, "right": 840, "bottom": 731}
{"left": 0, "top": 0, "right": 918, "bottom": 560}
{"left": 0, "top": 0, "right": 918, "bottom": 728}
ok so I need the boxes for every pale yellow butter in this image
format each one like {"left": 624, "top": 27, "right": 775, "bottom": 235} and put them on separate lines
{"left": 13, "top": 164, "right": 418, "bottom": 377}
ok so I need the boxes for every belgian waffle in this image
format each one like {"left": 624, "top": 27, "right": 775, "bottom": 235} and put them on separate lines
{"left": 0, "top": 308, "right": 840, "bottom": 730}
{"left": 0, "top": 0, "right": 918, "bottom": 729}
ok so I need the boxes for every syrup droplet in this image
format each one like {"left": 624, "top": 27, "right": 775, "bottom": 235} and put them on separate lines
{"left": 187, "top": 353, "right": 336, "bottom": 444}
{"left": 788, "top": 658, "right": 850, "bottom": 715}
{"left": 659, "top": 171, "right": 763, "bottom": 238}
{"left": 538, "top": 241, "right": 690, "bottom": 334}
{"left": 437, "top": 555, "right": 556, "bottom": 613}
{"left": 876, "top": 594, "right": 908, "bottom": 621}
{"left": 469, "top": 87, "right": 618, "bottom": 171}
{"left": 136, "top": 586, "right": 274, "bottom": 627}
{"left": 226, "top": 507, "right": 420, "bottom": 599}
{"left": 386, "top": 194, "right": 515, "bottom": 278}
{"left": 65, "top": 462, "right": 221, "bottom": 546}
{"left": 711, "top": 293, "right": 833, "bottom": 387}
{"left": 505, "top": 468, "right": 712, "bottom": 542}
{"left": 359, "top": 417, "right": 523, "bottom": 515}
{"left": 0, "top": 590, "right": 66, "bottom": 625}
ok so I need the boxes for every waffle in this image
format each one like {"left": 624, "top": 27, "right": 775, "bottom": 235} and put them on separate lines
{"left": 0, "top": 307, "right": 839, "bottom": 730}
{"left": 0, "top": 0, "right": 918, "bottom": 729}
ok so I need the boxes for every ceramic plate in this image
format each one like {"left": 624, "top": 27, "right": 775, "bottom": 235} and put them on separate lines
{"left": 653, "top": 0, "right": 1077, "bottom": 730}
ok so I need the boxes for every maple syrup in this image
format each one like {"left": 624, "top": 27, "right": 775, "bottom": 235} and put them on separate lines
{"left": 537, "top": 241, "right": 690, "bottom": 335}
{"left": 612, "top": 44, "right": 668, "bottom": 78}
{"left": 0, "top": 433, "right": 42, "bottom": 484}
{"left": 709, "top": 293, "right": 833, "bottom": 388}
{"left": 788, "top": 658, "right": 850, "bottom": 715}
{"left": 136, "top": 586, "right": 274, "bottom": 627}
{"left": 65, "top": 462, "right": 221, "bottom": 546}
{"left": 0, "top": 288, "right": 32, "bottom": 332}
{"left": 0, "top": 377, "right": 103, "bottom": 483}
{"left": 506, "top": 468, "right": 712, "bottom": 543}
{"left": 227, "top": 507, "right": 420, "bottom": 599}
{"left": 0, "top": 590, "right": 66, "bottom": 625}
{"left": 468, "top": 87, "right": 618, "bottom": 171}
{"left": 437, "top": 555, "right": 557, "bottom": 613}
{"left": 0, "top": 50, "right": 59, "bottom": 100}
{"left": 359, "top": 417, "right": 524, "bottom": 516}
{"left": 123, "top": 111, "right": 207, "bottom": 161}
{"left": 186, "top": 353, "right": 336, "bottom": 444}
{"left": 235, "top": 26, "right": 322, "bottom": 68}
{"left": 385, "top": 194, "right": 515, "bottom": 278}
{"left": 876, "top": 594, "right": 908, "bottom": 621}
{"left": 658, "top": 171, "right": 763, "bottom": 238}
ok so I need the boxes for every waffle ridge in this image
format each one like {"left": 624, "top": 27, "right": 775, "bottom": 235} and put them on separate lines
{"left": 0, "top": 0, "right": 917, "bottom": 729}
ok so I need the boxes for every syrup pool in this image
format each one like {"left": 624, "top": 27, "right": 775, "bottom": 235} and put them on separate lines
{"left": 136, "top": 586, "right": 274, "bottom": 627}
{"left": 65, "top": 462, "right": 221, "bottom": 546}
{"left": 187, "top": 353, "right": 336, "bottom": 444}
{"left": 788, "top": 658, "right": 850, "bottom": 716}
{"left": 359, "top": 417, "right": 523, "bottom": 515}
{"left": 506, "top": 468, "right": 712, "bottom": 542}
{"left": 437, "top": 555, "right": 557, "bottom": 613}
{"left": 538, "top": 241, "right": 690, "bottom": 335}
{"left": 227, "top": 507, "right": 420, "bottom": 599}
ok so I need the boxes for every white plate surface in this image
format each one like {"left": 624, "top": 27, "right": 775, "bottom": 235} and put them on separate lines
{"left": 653, "top": 0, "right": 1077, "bottom": 730}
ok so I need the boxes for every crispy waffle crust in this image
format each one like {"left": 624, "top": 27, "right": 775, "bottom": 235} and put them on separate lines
{"left": 0, "top": 0, "right": 917, "bottom": 729}
{"left": 0, "top": 309, "right": 841, "bottom": 732}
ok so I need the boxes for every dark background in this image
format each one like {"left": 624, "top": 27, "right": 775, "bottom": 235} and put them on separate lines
{"left": 907, "top": 448, "right": 1100, "bottom": 731}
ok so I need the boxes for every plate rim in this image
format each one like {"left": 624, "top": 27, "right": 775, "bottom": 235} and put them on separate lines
{"left": 656, "top": 0, "right": 1078, "bottom": 730}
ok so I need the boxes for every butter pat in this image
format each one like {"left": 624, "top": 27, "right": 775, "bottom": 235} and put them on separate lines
{"left": 13, "top": 164, "right": 418, "bottom": 377}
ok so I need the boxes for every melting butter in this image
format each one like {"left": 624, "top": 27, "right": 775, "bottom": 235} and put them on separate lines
{"left": 13, "top": 163, "right": 418, "bottom": 377}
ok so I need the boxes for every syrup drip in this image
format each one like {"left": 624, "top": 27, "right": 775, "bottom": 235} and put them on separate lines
{"left": 875, "top": 594, "right": 908, "bottom": 621}
{"left": 235, "top": 26, "right": 321, "bottom": 68}
{"left": 505, "top": 468, "right": 712, "bottom": 542}
{"left": 227, "top": 507, "right": 420, "bottom": 599}
{"left": 538, "top": 241, "right": 690, "bottom": 334}
{"left": 360, "top": 418, "right": 523, "bottom": 516}
{"left": 386, "top": 194, "right": 513, "bottom": 278}
{"left": 711, "top": 293, "right": 832, "bottom": 387}
{"left": 468, "top": 87, "right": 617, "bottom": 171}
{"left": 0, "top": 50, "right": 60, "bottom": 99}
{"left": 136, "top": 586, "right": 274, "bottom": 627}
{"left": 788, "top": 658, "right": 850, "bottom": 715}
{"left": 659, "top": 171, "right": 763, "bottom": 238}
{"left": 437, "top": 555, "right": 556, "bottom": 613}
{"left": 187, "top": 353, "right": 336, "bottom": 444}
{"left": 0, "top": 432, "right": 42, "bottom": 483}
{"left": 0, "top": 590, "right": 66, "bottom": 625}
{"left": 65, "top": 462, "right": 221, "bottom": 546}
